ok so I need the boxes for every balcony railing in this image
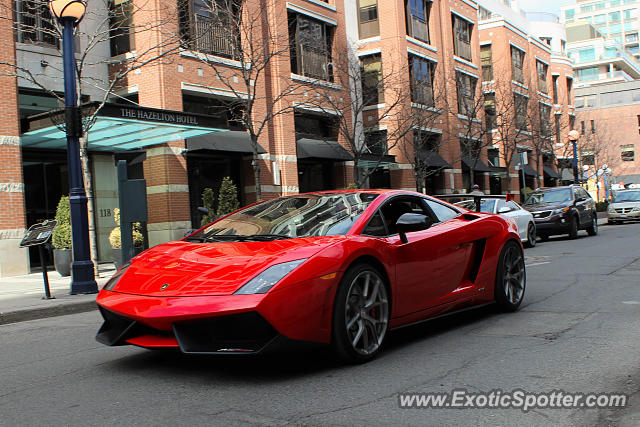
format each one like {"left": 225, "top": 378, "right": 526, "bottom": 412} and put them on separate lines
{"left": 297, "top": 44, "right": 331, "bottom": 81}
{"left": 512, "top": 66, "right": 525, "bottom": 83}
{"left": 188, "top": 15, "right": 238, "bottom": 59}
{"left": 408, "top": 16, "right": 429, "bottom": 43}
{"left": 454, "top": 39, "right": 472, "bottom": 61}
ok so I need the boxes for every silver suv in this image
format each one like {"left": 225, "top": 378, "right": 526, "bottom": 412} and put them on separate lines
{"left": 608, "top": 190, "right": 640, "bottom": 224}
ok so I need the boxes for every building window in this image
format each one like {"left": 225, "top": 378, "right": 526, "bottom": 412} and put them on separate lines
{"left": 591, "top": 119, "right": 596, "bottom": 133}
{"left": 478, "top": 6, "right": 492, "bottom": 20}
{"left": 452, "top": 14, "right": 473, "bottom": 61}
{"left": 539, "top": 103, "right": 551, "bottom": 136}
{"left": 552, "top": 75, "right": 559, "bottom": 104}
{"left": 488, "top": 147, "right": 500, "bottom": 167}
{"left": 555, "top": 114, "right": 561, "bottom": 145}
{"left": 457, "top": 71, "right": 477, "bottom": 117}
{"left": 511, "top": 46, "right": 525, "bottom": 83}
{"left": 481, "top": 44, "right": 493, "bottom": 81}
{"left": 179, "top": 0, "right": 241, "bottom": 59}
{"left": 581, "top": 120, "right": 585, "bottom": 135}
{"left": 594, "top": 14, "right": 606, "bottom": 24}
{"left": 361, "top": 54, "right": 384, "bottom": 106}
{"left": 577, "top": 67, "right": 599, "bottom": 81}
{"left": 626, "top": 33, "right": 638, "bottom": 43}
{"left": 621, "top": 144, "right": 635, "bottom": 161}
{"left": 364, "top": 130, "right": 388, "bottom": 156}
{"left": 358, "top": 0, "right": 379, "bottom": 39}
{"left": 289, "top": 13, "right": 334, "bottom": 81}
{"left": 406, "top": 0, "right": 431, "bottom": 43}
{"left": 484, "top": 93, "right": 496, "bottom": 129}
{"left": 567, "top": 77, "right": 573, "bottom": 102}
{"left": 514, "top": 93, "right": 528, "bottom": 131}
{"left": 110, "top": 0, "right": 135, "bottom": 56}
{"left": 16, "top": 0, "right": 58, "bottom": 47}
{"left": 569, "top": 114, "right": 575, "bottom": 131}
{"left": 409, "top": 54, "right": 435, "bottom": 106}
{"left": 536, "top": 60, "right": 548, "bottom": 93}
{"left": 295, "top": 112, "right": 338, "bottom": 140}
{"left": 610, "top": 11, "right": 621, "bottom": 22}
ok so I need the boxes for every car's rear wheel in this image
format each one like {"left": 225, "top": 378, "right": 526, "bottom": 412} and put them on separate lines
{"left": 524, "top": 222, "right": 536, "bottom": 248}
{"left": 332, "top": 264, "right": 389, "bottom": 363}
{"left": 495, "top": 241, "right": 526, "bottom": 312}
{"left": 586, "top": 214, "right": 598, "bottom": 236}
{"left": 568, "top": 215, "right": 579, "bottom": 239}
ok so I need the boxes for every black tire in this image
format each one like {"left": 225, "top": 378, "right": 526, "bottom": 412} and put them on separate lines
{"left": 524, "top": 222, "right": 536, "bottom": 248}
{"left": 494, "top": 241, "right": 526, "bottom": 312}
{"left": 568, "top": 215, "right": 579, "bottom": 239}
{"left": 539, "top": 233, "right": 549, "bottom": 242}
{"left": 331, "top": 263, "right": 390, "bottom": 363}
{"left": 586, "top": 214, "right": 598, "bottom": 236}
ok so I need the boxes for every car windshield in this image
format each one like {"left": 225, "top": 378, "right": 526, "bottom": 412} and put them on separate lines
{"left": 613, "top": 191, "right": 640, "bottom": 202}
{"left": 524, "top": 188, "right": 572, "bottom": 205}
{"left": 457, "top": 199, "right": 496, "bottom": 213}
{"left": 187, "top": 193, "right": 379, "bottom": 242}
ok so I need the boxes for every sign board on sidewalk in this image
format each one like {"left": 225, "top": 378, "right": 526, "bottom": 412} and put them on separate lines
{"left": 20, "top": 220, "right": 58, "bottom": 248}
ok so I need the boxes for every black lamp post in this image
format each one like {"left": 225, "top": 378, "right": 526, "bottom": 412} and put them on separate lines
{"left": 49, "top": 0, "right": 97, "bottom": 294}
{"left": 568, "top": 129, "right": 580, "bottom": 185}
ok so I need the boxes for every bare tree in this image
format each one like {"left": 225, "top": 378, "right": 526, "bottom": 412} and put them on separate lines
{"left": 184, "top": 0, "right": 305, "bottom": 200}
{"left": 0, "top": 0, "right": 185, "bottom": 273}
{"left": 528, "top": 90, "right": 556, "bottom": 188}
{"left": 301, "top": 48, "right": 414, "bottom": 188}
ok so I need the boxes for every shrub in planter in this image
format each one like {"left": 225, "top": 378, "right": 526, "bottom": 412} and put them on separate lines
{"left": 109, "top": 208, "right": 144, "bottom": 269}
{"left": 52, "top": 196, "right": 72, "bottom": 277}
{"left": 596, "top": 200, "right": 609, "bottom": 212}
{"left": 217, "top": 177, "right": 239, "bottom": 217}
{"left": 200, "top": 187, "right": 216, "bottom": 226}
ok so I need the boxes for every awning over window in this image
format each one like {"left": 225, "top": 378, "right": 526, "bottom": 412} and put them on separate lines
{"left": 461, "top": 156, "right": 492, "bottom": 173}
{"left": 186, "top": 131, "right": 266, "bottom": 154}
{"left": 21, "top": 102, "right": 229, "bottom": 152}
{"left": 296, "top": 138, "right": 353, "bottom": 161}
{"left": 519, "top": 163, "right": 538, "bottom": 177}
{"left": 543, "top": 166, "right": 560, "bottom": 179}
{"left": 416, "top": 150, "right": 452, "bottom": 169}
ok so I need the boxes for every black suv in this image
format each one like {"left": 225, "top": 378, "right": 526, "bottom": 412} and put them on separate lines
{"left": 523, "top": 185, "right": 598, "bottom": 240}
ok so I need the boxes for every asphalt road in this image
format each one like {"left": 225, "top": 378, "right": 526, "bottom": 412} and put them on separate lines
{"left": 2, "top": 223, "right": 640, "bottom": 426}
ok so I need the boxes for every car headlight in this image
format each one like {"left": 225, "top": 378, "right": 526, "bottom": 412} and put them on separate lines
{"left": 633, "top": 207, "right": 640, "bottom": 212}
{"left": 234, "top": 259, "right": 307, "bottom": 295}
{"left": 102, "top": 262, "right": 131, "bottom": 291}
{"left": 608, "top": 205, "right": 616, "bottom": 213}
{"left": 552, "top": 206, "right": 570, "bottom": 215}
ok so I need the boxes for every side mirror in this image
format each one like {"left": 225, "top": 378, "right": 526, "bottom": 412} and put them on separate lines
{"left": 498, "top": 206, "right": 512, "bottom": 214}
{"left": 396, "top": 213, "right": 432, "bottom": 244}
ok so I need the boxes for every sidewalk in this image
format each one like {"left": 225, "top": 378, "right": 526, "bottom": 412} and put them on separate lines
{"left": 0, "top": 263, "right": 115, "bottom": 325}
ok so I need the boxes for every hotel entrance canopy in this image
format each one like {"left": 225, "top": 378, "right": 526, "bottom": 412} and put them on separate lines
{"left": 21, "top": 103, "right": 229, "bottom": 151}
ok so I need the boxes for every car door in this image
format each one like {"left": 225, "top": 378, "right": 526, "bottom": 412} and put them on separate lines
{"left": 574, "top": 187, "right": 590, "bottom": 227}
{"left": 383, "top": 197, "right": 476, "bottom": 318}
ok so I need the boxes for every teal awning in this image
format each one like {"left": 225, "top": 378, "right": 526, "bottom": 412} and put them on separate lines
{"left": 21, "top": 102, "right": 229, "bottom": 152}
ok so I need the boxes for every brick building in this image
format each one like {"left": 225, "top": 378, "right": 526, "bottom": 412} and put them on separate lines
{"left": 0, "top": 0, "right": 573, "bottom": 276}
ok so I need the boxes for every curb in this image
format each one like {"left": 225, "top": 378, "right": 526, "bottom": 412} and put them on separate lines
{"left": 0, "top": 300, "right": 97, "bottom": 326}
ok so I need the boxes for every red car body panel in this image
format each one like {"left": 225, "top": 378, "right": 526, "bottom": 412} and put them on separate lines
{"left": 96, "top": 189, "right": 521, "bottom": 352}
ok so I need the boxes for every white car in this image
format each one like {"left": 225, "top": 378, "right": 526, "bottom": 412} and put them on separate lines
{"left": 456, "top": 198, "right": 537, "bottom": 247}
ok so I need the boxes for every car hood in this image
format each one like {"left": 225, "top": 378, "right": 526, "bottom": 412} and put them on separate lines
{"left": 610, "top": 201, "right": 640, "bottom": 209}
{"left": 111, "top": 236, "right": 345, "bottom": 297}
{"left": 523, "top": 202, "right": 570, "bottom": 213}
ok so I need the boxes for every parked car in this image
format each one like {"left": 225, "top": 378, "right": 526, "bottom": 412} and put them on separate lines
{"left": 95, "top": 190, "right": 525, "bottom": 363}
{"left": 522, "top": 185, "right": 598, "bottom": 240}
{"left": 607, "top": 190, "right": 640, "bottom": 224}
{"left": 456, "top": 198, "right": 537, "bottom": 247}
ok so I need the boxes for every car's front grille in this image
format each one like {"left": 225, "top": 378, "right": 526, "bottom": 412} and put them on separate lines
{"left": 533, "top": 210, "right": 551, "bottom": 218}
{"left": 96, "top": 307, "right": 172, "bottom": 346}
{"left": 615, "top": 208, "right": 633, "bottom": 214}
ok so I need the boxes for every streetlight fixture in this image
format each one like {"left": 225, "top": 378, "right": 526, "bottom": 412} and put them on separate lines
{"left": 568, "top": 129, "right": 580, "bottom": 185}
{"left": 49, "top": 0, "right": 97, "bottom": 294}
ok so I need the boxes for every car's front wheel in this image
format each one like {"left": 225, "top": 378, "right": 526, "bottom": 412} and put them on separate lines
{"left": 524, "top": 222, "right": 536, "bottom": 248}
{"left": 332, "top": 263, "right": 390, "bottom": 363}
{"left": 568, "top": 215, "right": 579, "bottom": 239}
{"left": 586, "top": 214, "right": 598, "bottom": 236}
{"left": 495, "top": 241, "right": 526, "bottom": 312}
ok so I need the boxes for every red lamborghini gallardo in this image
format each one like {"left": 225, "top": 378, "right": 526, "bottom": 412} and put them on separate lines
{"left": 96, "top": 190, "right": 526, "bottom": 362}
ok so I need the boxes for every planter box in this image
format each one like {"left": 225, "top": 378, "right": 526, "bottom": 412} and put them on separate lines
{"left": 53, "top": 249, "right": 72, "bottom": 277}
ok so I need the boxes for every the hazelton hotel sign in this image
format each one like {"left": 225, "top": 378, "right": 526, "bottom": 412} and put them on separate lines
{"left": 100, "top": 103, "right": 224, "bottom": 128}
{"left": 119, "top": 108, "right": 200, "bottom": 125}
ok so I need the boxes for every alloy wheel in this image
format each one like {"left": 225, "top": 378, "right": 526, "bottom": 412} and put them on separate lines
{"left": 502, "top": 245, "right": 525, "bottom": 305}
{"left": 527, "top": 223, "right": 536, "bottom": 247}
{"left": 344, "top": 270, "right": 389, "bottom": 356}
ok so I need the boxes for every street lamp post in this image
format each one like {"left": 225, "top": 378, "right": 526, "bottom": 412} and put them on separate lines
{"left": 49, "top": 0, "right": 97, "bottom": 294}
{"left": 568, "top": 130, "right": 580, "bottom": 185}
